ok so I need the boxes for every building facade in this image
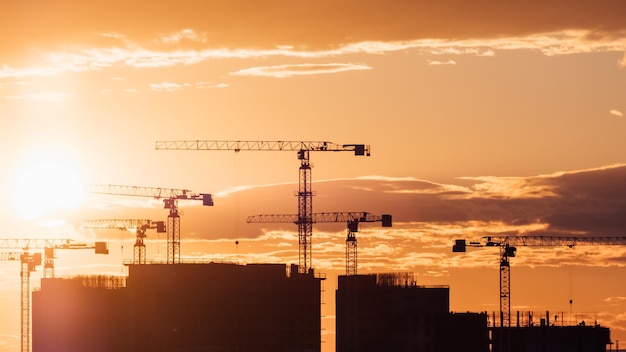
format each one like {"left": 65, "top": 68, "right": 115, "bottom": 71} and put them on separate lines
{"left": 33, "top": 262, "right": 323, "bottom": 352}
{"left": 335, "top": 273, "right": 489, "bottom": 352}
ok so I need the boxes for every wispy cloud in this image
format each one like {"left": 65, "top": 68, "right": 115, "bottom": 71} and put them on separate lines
{"left": 72, "top": 164, "right": 626, "bottom": 271}
{"left": 605, "top": 296, "right": 626, "bottom": 302}
{"left": 213, "top": 164, "right": 626, "bottom": 239}
{"left": 458, "top": 175, "right": 558, "bottom": 199}
{"left": 609, "top": 109, "right": 623, "bottom": 117}
{"left": 150, "top": 82, "right": 188, "bottom": 92}
{"left": 196, "top": 82, "right": 229, "bottom": 89}
{"left": 4, "top": 1, "right": 625, "bottom": 54}
{"left": 427, "top": 59, "right": 457, "bottom": 66}
{"left": 159, "top": 29, "right": 207, "bottom": 45}
{"left": 231, "top": 63, "right": 372, "bottom": 78}
{"left": 2, "top": 30, "right": 625, "bottom": 81}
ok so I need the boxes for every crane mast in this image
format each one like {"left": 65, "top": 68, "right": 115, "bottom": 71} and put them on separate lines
{"left": 82, "top": 219, "right": 165, "bottom": 264}
{"left": 0, "top": 239, "right": 108, "bottom": 352}
{"left": 247, "top": 212, "right": 391, "bottom": 275}
{"left": 453, "top": 235, "right": 626, "bottom": 327}
{"left": 157, "top": 140, "right": 370, "bottom": 274}
{"left": 86, "top": 184, "right": 213, "bottom": 264}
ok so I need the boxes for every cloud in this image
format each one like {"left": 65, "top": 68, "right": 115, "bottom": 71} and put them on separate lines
{"left": 3, "top": 0, "right": 625, "bottom": 55}
{"left": 231, "top": 63, "right": 372, "bottom": 78}
{"left": 458, "top": 175, "right": 558, "bottom": 199}
{"left": 1, "top": 31, "right": 624, "bottom": 81}
{"left": 149, "top": 82, "right": 187, "bottom": 92}
{"left": 233, "top": 164, "right": 626, "bottom": 236}
{"left": 159, "top": 29, "right": 207, "bottom": 45}
{"left": 605, "top": 296, "right": 626, "bottom": 302}
{"left": 609, "top": 109, "right": 624, "bottom": 117}
{"left": 2, "top": 0, "right": 626, "bottom": 80}
{"left": 619, "top": 52, "right": 626, "bottom": 68}
{"left": 70, "top": 164, "right": 626, "bottom": 271}
{"left": 196, "top": 82, "right": 229, "bottom": 89}
{"left": 427, "top": 59, "right": 457, "bottom": 66}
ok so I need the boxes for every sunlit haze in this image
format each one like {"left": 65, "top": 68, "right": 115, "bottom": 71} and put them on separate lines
{"left": 11, "top": 147, "right": 85, "bottom": 220}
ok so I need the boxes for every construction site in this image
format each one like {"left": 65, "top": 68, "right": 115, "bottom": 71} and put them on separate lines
{"left": 3, "top": 140, "right": 618, "bottom": 352}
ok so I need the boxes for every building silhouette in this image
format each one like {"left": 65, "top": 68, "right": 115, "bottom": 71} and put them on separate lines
{"left": 32, "top": 266, "right": 613, "bottom": 352}
{"left": 335, "top": 273, "right": 489, "bottom": 352}
{"left": 33, "top": 262, "right": 323, "bottom": 352}
{"left": 490, "top": 314, "right": 611, "bottom": 352}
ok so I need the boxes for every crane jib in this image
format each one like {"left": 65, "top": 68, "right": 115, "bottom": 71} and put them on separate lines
{"left": 155, "top": 140, "right": 370, "bottom": 156}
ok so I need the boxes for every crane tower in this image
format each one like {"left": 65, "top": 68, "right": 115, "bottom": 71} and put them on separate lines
{"left": 0, "top": 238, "right": 108, "bottom": 352}
{"left": 156, "top": 140, "right": 370, "bottom": 274}
{"left": 86, "top": 184, "right": 213, "bottom": 264}
{"left": 247, "top": 212, "right": 391, "bottom": 275}
{"left": 453, "top": 235, "right": 626, "bottom": 327}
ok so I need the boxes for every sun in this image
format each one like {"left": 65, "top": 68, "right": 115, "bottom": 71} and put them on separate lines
{"left": 13, "top": 148, "right": 85, "bottom": 220}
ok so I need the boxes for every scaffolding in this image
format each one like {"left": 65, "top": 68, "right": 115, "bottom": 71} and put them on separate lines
{"left": 62, "top": 275, "right": 127, "bottom": 289}
{"left": 375, "top": 272, "right": 417, "bottom": 287}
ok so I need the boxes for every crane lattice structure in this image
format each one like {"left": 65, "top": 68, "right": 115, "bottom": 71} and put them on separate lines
{"left": 86, "top": 184, "right": 213, "bottom": 264}
{"left": 247, "top": 212, "right": 391, "bottom": 276}
{"left": 453, "top": 235, "right": 626, "bottom": 327}
{"left": 0, "top": 238, "right": 108, "bottom": 352}
{"left": 82, "top": 219, "right": 165, "bottom": 264}
{"left": 156, "top": 140, "right": 370, "bottom": 274}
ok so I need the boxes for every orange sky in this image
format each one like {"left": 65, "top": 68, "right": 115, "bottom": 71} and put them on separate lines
{"left": 1, "top": 1, "right": 626, "bottom": 351}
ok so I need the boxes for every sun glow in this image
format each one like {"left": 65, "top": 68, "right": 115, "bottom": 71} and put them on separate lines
{"left": 12, "top": 148, "right": 85, "bottom": 220}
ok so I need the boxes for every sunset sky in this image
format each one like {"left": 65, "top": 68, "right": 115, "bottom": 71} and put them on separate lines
{"left": 2, "top": 1, "right": 626, "bottom": 351}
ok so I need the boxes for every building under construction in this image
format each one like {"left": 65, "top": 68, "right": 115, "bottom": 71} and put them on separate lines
{"left": 335, "top": 273, "right": 489, "bottom": 352}
{"left": 32, "top": 262, "right": 323, "bottom": 352}
{"left": 490, "top": 312, "right": 611, "bottom": 352}
{"left": 335, "top": 273, "right": 612, "bottom": 352}
{"left": 32, "top": 264, "right": 613, "bottom": 352}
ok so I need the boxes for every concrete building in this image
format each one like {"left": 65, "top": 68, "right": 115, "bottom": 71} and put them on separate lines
{"left": 335, "top": 273, "right": 489, "bottom": 352}
{"left": 32, "top": 262, "right": 323, "bottom": 352}
{"left": 490, "top": 314, "right": 612, "bottom": 352}
{"left": 32, "top": 265, "right": 613, "bottom": 352}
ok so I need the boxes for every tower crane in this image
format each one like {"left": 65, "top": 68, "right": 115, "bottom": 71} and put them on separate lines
{"left": 453, "top": 235, "right": 626, "bottom": 327}
{"left": 156, "top": 140, "right": 370, "bottom": 274}
{"left": 81, "top": 219, "right": 165, "bottom": 264}
{"left": 246, "top": 212, "right": 391, "bottom": 276}
{"left": 85, "top": 184, "right": 213, "bottom": 264}
{"left": 0, "top": 238, "right": 108, "bottom": 352}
